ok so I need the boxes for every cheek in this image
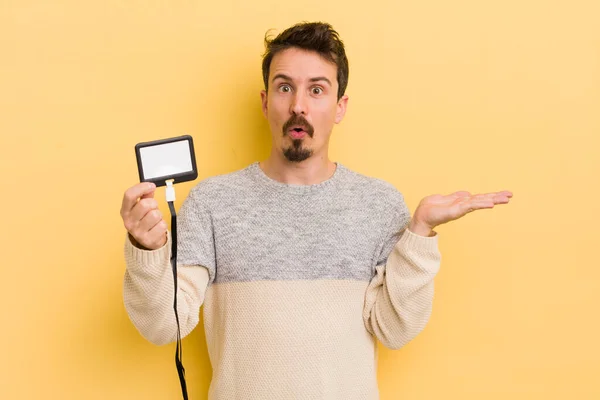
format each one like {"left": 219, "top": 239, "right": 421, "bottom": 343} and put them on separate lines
{"left": 267, "top": 97, "right": 288, "bottom": 122}
{"left": 314, "top": 105, "right": 337, "bottom": 134}
{"left": 267, "top": 99, "right": 288, "bottom": 137}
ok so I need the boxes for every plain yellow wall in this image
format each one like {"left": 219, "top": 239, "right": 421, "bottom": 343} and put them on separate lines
{"left": 1, "top": 0, "right": 599, "bottom": 399}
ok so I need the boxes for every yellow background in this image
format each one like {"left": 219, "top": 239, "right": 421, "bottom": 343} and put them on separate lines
{"left": 1, "top": 0, "right": 599, "bottom": 399}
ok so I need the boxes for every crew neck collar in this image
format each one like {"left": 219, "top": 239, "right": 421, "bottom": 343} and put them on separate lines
{"left": 249, "top": 161, "right": 344, "bottom": 193}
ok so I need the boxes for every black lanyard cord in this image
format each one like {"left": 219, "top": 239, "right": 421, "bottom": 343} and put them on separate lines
{"left": 168, "top": 199, "right": 188, "bottom": 400}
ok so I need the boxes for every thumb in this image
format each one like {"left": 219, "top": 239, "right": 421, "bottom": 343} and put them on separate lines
{"left": 140, "top": 183, "right": 156, "bottom": 199}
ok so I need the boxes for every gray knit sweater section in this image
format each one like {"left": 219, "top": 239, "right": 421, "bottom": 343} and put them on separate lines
{"left": 176, "top": 162, "right": 411, "bottom": 285}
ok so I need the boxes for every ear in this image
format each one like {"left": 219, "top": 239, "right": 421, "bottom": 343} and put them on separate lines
{"left": 334, "top": 94, "right": 349, "bottom": 124}
{"left": 260, "top": 89, "right": 268, "bottom": 118}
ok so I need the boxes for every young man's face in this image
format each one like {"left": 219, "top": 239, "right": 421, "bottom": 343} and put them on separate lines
{"left": 261, "top": 47, "right": 348, "bottom": 163}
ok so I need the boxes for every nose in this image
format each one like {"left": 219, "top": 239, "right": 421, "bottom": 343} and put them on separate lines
{"left": 290, "top": 91, "right": 308, "bottom": 116}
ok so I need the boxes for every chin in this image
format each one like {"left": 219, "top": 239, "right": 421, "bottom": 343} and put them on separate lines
{"left": 283, "top": 143, "right": 313, "bottom": 162}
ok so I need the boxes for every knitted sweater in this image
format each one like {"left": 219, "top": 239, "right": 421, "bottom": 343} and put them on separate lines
{"left": 123, "top": 161, "right": 441, "bottom": 399}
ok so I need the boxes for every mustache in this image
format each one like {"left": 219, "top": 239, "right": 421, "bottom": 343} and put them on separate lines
{"left": 282, "top": 115, "right": 314, "bottom": 138}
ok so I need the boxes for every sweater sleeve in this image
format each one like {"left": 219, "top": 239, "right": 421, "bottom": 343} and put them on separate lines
{"left": 362, "top": 191, "right": 442, "bottom": 350}
{"left": 122, "top": 188, "right": 216, "bottom": 346}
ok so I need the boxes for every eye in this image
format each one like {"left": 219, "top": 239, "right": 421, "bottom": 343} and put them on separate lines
{"left": 311, "top": 87, "right": 323, "bottom": 95}
{"left": 279, "top": 84, "right": 292, "bottom": 93}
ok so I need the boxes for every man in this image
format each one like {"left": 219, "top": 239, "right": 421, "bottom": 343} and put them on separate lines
{"left": 120, "top": 21, "right": 512, "bottom": 399}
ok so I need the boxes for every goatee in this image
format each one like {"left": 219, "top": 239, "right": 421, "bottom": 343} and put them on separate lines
{"left": 282, "top": 114, "right": 314, "bottom": 162}
{"left": 283, "top": 139, "right": 313, "bottom": 162}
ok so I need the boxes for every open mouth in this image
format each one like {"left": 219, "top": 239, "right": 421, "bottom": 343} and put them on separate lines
{"left": 283, "top": 115, "right": 313, "bottom": 138}
{"left": 289, "top": 127, "right": 307, "bottom": 138}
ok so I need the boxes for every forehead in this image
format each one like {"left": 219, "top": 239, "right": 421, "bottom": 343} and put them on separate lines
{"left": 270, "top": 48, "right": 337, "bottom": 84}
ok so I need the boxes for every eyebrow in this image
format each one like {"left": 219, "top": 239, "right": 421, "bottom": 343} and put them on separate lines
{"left": 272, "top": 73, "right": 332, "bottom": 87}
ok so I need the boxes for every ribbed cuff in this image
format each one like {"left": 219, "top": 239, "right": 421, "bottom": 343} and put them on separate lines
{"left": 400, "top": 228, "right": 440, "bottom": 255}
{"left": 124, "top": 231, "right": 171, "bottom": 273}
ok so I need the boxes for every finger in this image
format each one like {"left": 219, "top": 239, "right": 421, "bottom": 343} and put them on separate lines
{"left": 121, "top": 182, "right": 156, "bottom": 216}
{"left": 449, "top": 191, "right": 471, "bottom": 198}
{"left": 469, "top": 191, "right": 513, "bottom": 200}
{"left": 483, "top": 193, "right": 512, "bottom": 204}
{"left": 138, "top": 219, "right": 168, "bottom": 250}
{"left": 140, "top": 189, "right": 155, "bottom": 200}
{"left": 475, "top": 193, "right": 507, "bottom": 202}
{"left": 130, "top": 198, "right": 160, "bottom": 225}
{"left": 123, "top": 198, "right": 158, "bottom": 233}
{"left": 468, "top": 193, "right": 512, "bottom": 209}
{"left": 460, "top": 198, "right": 495, "bottom": 213}
{"left": 486, "top": 190, "right": 513, "bottom": 198}
{"left": 462, "top": 193, "right": 492, "bottom": 203}
{"left": 138, "top": 208, "right": 164, "bottom": 233}
{"left": 488, "top": 195, "right": 513, "bottom": 206}
{"left": 149, "top": 218, "right": 168, "bottom": 235}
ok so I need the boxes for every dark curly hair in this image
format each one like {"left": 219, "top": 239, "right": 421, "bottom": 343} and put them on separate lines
{"left": 261, "top": 22, "right": 349, "bottom": 100}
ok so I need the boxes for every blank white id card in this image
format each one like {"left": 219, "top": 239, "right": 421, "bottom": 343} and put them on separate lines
{"left": 135, "top": 135, "right": 198, "bottom": 187}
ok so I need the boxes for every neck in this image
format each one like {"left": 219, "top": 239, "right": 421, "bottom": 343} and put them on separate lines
{"left": 259, "top": 152, "right": 337, "bottom": 185}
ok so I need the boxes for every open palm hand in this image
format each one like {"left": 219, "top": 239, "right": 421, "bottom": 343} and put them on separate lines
{"left": 412, "top": 190, "right": 513, "bottom": 232}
